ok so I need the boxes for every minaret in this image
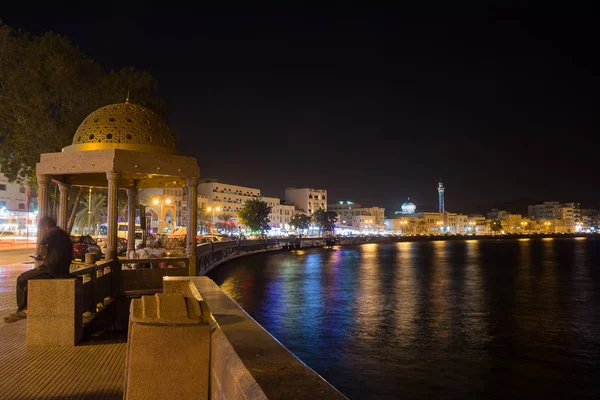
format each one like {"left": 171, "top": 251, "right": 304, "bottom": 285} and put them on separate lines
{"left": 438, "top": 180, "right": 445, "bottom": 213}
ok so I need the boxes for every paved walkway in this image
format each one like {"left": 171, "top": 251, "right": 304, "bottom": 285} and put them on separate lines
{"left": 0, "top": 262, "right": 126, "bottom": 399}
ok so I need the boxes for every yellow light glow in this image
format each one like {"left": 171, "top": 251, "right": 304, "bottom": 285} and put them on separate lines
{"left": 165, "top": 198, "right": 171, "bottom": 205}
{"left": 216, "top": 207, "right": 221, "bottom": 211}
{"left": 153, "top": 198, "right": 159, "bottom": 205}
{"left": 207, "top": 207, "right": 212, "bottom": 211}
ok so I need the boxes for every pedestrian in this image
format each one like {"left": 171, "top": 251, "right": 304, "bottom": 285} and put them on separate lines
{"left": 3, "top": 216, "right": 73, "bottom": 323}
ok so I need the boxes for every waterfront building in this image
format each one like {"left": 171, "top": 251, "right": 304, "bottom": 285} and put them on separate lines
{"left": 528, "top": 201, "right": 579, "bottom": 232}
{"left": 394, "top": 199, "right": 417, "bottom": 215}
{"left": 487, "top": 209, "right": 523, "bottom": 233}
{"left": 260, "top": 196, "right": 295, "bottom": 231}
{"left": 328, "top": 201, "right": 385, "bottom": 231}
{"left": 285, "top": 187, "right": 327, "bottom": 215}
{"left": 580, "top": 208, "right": 599, "bottom": 231}
{"left": 468, "top": 215, "right": 490, "bottom": 234}
{"left": 198, "top": 179, "right": 261, "bottom": 214}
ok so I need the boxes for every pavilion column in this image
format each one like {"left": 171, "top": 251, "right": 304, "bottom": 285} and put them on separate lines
{"left": 186, "top": 176, "right": 199, "bottom": 276}
{"left": 140, "top": 204, "right": 147, "bottom": 248}
{"left": 106, "top": 171, "right": 121, "bottom": 260}
{"left": 57, "top": 182, "right": 70, "bottom": 230}
{"left": 126, "top": 187, "right": 138, "bottom": 254}
{"left": 36, "top": 174, "right": 51, "bottom": 253}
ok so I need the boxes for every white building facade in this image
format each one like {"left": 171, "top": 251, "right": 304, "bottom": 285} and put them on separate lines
{"left": 328, "top": 201, "right": 385, "bottom": 231}
{"left": 261, "top": 196, "right": 295, "bottom": 230}
{"left": 198, "top": 179, "right": 261, "bottom": 215}
{"left": 528, "top": 201, "right": 578, "bottom": 232}
{"left": 0, "top": 172, "right": 28, "bottom": 212}
{"left": 0, "top": 172, "right": 35, "bottom": 234}
{"left": 284, "top": 188, "right": 327, "bottom": 215}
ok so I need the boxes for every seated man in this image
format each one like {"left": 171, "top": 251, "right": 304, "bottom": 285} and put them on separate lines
{"left": 3, "top": 216, "right": 73, "bottom": 323}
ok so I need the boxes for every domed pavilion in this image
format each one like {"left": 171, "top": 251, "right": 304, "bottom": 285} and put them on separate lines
{"left": 35, "top": 100, "right": 200, "bottom": 288}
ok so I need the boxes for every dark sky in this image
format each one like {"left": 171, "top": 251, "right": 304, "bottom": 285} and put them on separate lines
{"left": 2, "top": 3, "right": 597, "bottom": 215}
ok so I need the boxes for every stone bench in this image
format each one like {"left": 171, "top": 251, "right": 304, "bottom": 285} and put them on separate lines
{"left": 27, "top": 261, "right": 114, "bottom": 346}
{"left": 27, "top": 278, "right": 84, "bottom": 346}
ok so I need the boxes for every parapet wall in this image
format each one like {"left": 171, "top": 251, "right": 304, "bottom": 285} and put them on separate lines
{"left": 163, "top": 276, "right": 346, "bottom": 400}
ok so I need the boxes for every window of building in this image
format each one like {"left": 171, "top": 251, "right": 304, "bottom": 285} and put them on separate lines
{"left": 0, "top": 184, "right": 6, "bottom": 191}
{"left": 20, "top": 186, "right": 26, "bottom": 193}
{"left": 18, "top": 203, "right": 25, "bottom": 210}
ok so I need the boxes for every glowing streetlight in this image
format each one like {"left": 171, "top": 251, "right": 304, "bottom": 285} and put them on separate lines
{"left": 153, "top": 197, "right": 172, "bottom": 233}
{"left": 207, "top": 206, "right": 220, "bottom": 232}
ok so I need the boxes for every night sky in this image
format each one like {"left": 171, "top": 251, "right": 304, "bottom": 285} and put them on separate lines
{"left": 2, "top": 4, "right": 597, "bottom": 215}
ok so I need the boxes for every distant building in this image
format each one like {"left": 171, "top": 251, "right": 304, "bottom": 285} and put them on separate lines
{"left": 386, "top": 211, "right": 469, "bottom": 234}
{"left": 198, "top": 179, "right": 261, "bottom": 215}
{"left": 394, "top": 199, "right": 416, "bottom": 215}
{"left": 285, "top": 188, "right": 327, "bottom": 215}
{"left": 260, "top": 196, "right": 295, "bottom": 230}
{"left": 0, "top": 172, "right": 34, "bottom": 234}
{"left": 468, "top": 215, "right": 490, "bottom": 234}
{"left": 488, "top": 209, "right": 523, "bottom": 233}
{"left": 0, "top": 172, "right": 28, "bottom": 212}
{"left": 328, "top": 201, "right": 385, "bottom": 230}
{"left": 528, "top": 201, "right": 579, "bottom": 232}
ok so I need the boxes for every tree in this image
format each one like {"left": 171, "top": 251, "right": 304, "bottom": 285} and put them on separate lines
{"left": 290, "top": 213, "right": 311, "bottom": 235}
{"left": 217, "top": 212, "right": 235, "bottom": 233}
{"left": 489, "top": 219, "right": 503, "bottom": 234}
{"left": 0, "top": 26, "right": 166, "bottom": 184}
{"left": 238, "top": 199, "right": 271, "bottom": 234}
{"left": 73, "top": 191, "right": 107, "bottom": 235}
{"left": 312, "top": 209, "right": 338, "bottom": 234}
{"left": 197, "top": 208, "right": 212, "bottom": 235}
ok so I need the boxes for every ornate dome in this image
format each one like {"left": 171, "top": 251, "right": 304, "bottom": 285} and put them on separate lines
{"left": 401, "top": 199, "right": 416, "bottom": 214}
{"left": 62, "top": 102, "right": 177, "bottom": 154}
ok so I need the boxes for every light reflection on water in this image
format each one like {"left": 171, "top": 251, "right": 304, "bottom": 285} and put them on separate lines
{"left": 208, "top": 238, "right": 600, "bottom": 399}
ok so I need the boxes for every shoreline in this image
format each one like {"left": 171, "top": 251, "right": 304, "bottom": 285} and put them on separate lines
{"left": 201, "top": 232, "right": 598, "bottom": 275}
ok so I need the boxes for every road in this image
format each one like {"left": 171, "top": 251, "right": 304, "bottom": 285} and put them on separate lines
{"left": 0, "top": 248, "right": 36, "bottom": 267}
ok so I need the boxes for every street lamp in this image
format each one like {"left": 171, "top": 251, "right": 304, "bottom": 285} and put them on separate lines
{"left": 469, "top": 221, "right": 476, "bottom": 234}
{"left": 207, "top": 206, "right": 221, "bottom": 233}
{"left": 153, "top": 197, "right": 172, "bottom": 233}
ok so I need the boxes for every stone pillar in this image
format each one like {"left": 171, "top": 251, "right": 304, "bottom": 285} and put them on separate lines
{"left": 140, "top": 204, "right": 147, "bottom": 248}
{"left": 107, "top": 171, "right": 122, "bottom": 298}
{"left": 106, "top": 171, "right": 121, "bottom": 260}
{"left": 186, "top": 177, "right": 199, "bottom": 276}
{"left": 57, "top": 182, "right": 70, "bottom": 230}
{"left": 36, "top": 174, "right": 51, "bottom": 253}
{"left": 126, "top": 187, "right": 138, "bottom": 253}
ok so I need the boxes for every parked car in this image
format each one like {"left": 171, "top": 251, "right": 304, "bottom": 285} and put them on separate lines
{"left": 71, "top": 235, "right": 103, "bottom": 261}
{"left": 117, "top": 237, "right": 128, "bottom": 255}
{"left": 0, "top": 231, "right": 17, "bottom": 245}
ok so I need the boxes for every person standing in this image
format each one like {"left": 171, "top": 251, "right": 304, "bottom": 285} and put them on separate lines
{"left": 3, "top": 216, "right": 73, "bottom": 323}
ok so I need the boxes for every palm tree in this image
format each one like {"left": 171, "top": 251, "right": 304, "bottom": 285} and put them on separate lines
{"left": 197, "top": 208, "right": 212, "bottom": 234}
{"left": 74, "top": 192, "right": 107, "bottom": 235}
{"left": 217, "top": 212, "right": 235, "bottom": 233}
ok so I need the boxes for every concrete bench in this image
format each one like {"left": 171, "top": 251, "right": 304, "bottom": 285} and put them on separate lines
{"left": 27, "top": 278, "right": 84, "bottom": 346}
{"left": 27, "top": 261, "right": 114, "bottom": 346}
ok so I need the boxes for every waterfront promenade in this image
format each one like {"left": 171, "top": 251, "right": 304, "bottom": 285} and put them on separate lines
{"left": 0, "top": 260, "right": 126, "bottom": 399}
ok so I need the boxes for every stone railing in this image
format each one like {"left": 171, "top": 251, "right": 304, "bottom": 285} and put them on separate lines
{"left": 124, "top": 276, "right": 346, "bottom": 399}
{"left": 27, "top": 259, "right": 117, "bottom": 346}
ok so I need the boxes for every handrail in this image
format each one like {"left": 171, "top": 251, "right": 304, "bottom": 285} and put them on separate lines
{"left": 120, "top": 257, "right": 190, "bottom": 264}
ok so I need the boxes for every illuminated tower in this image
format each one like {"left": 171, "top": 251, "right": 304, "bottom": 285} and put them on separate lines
{"left": 438, "top": 180, "right": 445, "bottom": 212}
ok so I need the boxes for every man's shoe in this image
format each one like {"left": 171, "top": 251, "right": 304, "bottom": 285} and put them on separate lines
{"left": 3, "top": 312, "right": 26, "bottom": 323}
